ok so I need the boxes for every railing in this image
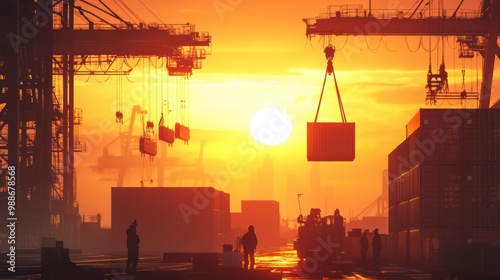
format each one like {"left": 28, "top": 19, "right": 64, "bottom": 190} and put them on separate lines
{"left": 316, "top": 4, "right": 481, "bottom": 20}
{"left": 69, "top": 22, "right": 199, "bottom": 34}
{"left": 74, "top": 140, "right": 86, "bottom": 153}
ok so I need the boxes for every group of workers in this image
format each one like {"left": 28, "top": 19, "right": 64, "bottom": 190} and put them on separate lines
{"left": 123, "top": 221, "right": 258, "bottom": 273}
{"left": 359, "top": 228, "right": 383, "bottom": 265}
{"left": 124, "top": 220, "right": 382, "bottom": 273}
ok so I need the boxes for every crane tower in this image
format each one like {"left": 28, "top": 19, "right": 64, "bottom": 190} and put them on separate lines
{"left": 0, "top": 0, "right": 211, "bottom": 248}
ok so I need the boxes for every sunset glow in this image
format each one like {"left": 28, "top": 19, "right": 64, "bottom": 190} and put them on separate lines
{"left": 68, "top": 0, "right": 500, "bottom": 229}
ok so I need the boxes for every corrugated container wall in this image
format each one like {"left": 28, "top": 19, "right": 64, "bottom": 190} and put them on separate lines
{"left": 388, "top": 109, "right": 500, "bottom": 269}
{"left": 307, "top": 122, "right": 355, "bottom": 161}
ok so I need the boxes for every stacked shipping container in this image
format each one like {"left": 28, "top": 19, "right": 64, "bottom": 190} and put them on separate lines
{"left": 111, "top": 187, "right": 231, "bottom": 253}
{"left": 388, "top": 109, "right": 500, "bottom": 268}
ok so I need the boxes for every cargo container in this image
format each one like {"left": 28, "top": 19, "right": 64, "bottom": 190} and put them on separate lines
{"left": 388, "top": 109, "right": 500, "bottom": 269}
{"left": 307, "top": 122, "right": 355, "bottom": 161}
{"left": 231, "top": 200, "right": 280, "bottom": 249}
{"left": 111, "top": 187, "right": 231, "bottom": 253}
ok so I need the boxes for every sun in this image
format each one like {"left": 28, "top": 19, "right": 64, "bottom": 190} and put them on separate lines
{"left": 250, "top": 107, "right": 292, "bottom": 146}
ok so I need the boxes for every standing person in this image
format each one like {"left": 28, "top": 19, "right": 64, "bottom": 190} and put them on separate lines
{"left": 239, "top": 225, "right": 258, "bottom": 269}
{"left": 372, "top": 228, "right": 382, "bottom": 265}
{"left": 126, "top": 219, "right": 140, "bottom": 273}
{"left": 359, "top": 231, "right": 369, "bottom": 265}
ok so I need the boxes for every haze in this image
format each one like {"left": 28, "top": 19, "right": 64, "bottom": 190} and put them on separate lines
{"left": 72, "top": 0, "right": 500, "bottom": 228}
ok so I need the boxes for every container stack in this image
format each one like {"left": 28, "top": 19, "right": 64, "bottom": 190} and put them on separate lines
{"left": 388, "top": 109, "right": 500, "bottom": 268}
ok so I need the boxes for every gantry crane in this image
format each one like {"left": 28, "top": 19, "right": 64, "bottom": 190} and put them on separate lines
{"left": 303, "top": 0, "right": 499, "bottom": 108}
{"left": 0, "top": 0, "right": 210, "bottom": 249}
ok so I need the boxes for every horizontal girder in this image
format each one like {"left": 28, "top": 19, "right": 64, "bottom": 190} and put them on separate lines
{"left": 53, "top": 29, "right": 211, "bottom": 55}
{"left": 305, "top": 17, "right": 490, "bottom": 36}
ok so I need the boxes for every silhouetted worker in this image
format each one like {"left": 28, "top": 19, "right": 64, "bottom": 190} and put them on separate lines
{"left": 359, "top": 231, "right": 369, "bottom": 265}
{"left": 333, "top": 209, "right": 344, "bottom": 236}
{"left": 126, "top": 219, "right": 140, "bottom": 273}
{"left": 333, "top": 209, "right": 343, "bottom": 226}
{"left": 240, "top": 225, "right": 258, "bottom": 269}
{"left": 372, "top": 228, "right": 382, "bottom": 265}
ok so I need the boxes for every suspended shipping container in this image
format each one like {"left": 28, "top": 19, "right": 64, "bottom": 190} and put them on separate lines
{"left": 307, "top": 122, "right": 355, "bottom": 161}
{"left": 159, "top": 125, "right": 175, "bottom": 145}
{"left": 139, "top": 137, "right": 157, "bottom": 156}
{"left": 175, "top": 122, "right": 190, "bottom": 142}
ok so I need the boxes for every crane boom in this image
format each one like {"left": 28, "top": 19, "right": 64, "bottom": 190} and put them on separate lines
{"left": 304, "top": 1, "right": 500, "bottom": 108}
{"left": 53, "top": 28, "right": 210, "bottom": 55}
{"left": 304, "top": 18, "right": 488, "bottom": 36}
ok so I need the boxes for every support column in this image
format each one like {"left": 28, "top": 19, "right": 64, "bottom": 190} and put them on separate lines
{"left": 479, "top": 1, "right": 500, "bottom": 109}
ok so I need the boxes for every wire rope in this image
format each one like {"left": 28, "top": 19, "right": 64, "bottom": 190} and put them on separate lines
{"left": 422, "top": 36, "right": 440, "bottom": 52}
{"left": 187, "top": 76, "right": 190, "bottom": 127}
{"left": 334, "top": 36, "right": 349, "bottom": 51}
{"left": 446, "top": 36, "right": 457, "bottom": 50}
{"left": 116, "top": 0, "right": 146, "bottom": 24}
{"left": 112, "top": 0, "right": 137, "bottom": 25}
{"left": 138, "top": 0, "right": 165, "bottom": 24}
{"left": 365, "top": 36, "right": 382, "bottom": 52}
{"left": 381, "top": 37, "right": 397, "bottom": 52}
{"left": 405, "top": 36, "right": 422, "bottom": 53}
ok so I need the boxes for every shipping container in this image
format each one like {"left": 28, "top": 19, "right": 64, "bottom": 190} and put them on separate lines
{"left": 409, "top": 229, "right": 421, "bottom": 266}
{"left": 409, "top": 197, "right": 420, "bottom": 229}
{"left": 388, "top": 109, "right": 500, "bottom": 269}
{"left": 388, "top": 138, "right": 410, "bottom": 178}
{"left": 397, "top": 230, "right": 410, "bottom": 263}
{"left": 139, "top": 137, "right": 157, "bottom": 156}
{"left": 406, "top": 110, "right": 421, "bottom": 138}
{"left": 388, "top": 206, "right": 398, "bottom": 233}
{"left": 159, "top": 125, "right": 175, "bottom": 144}
{"left": 388, "top": 232, "right": 399, "bottom": 261}
{"left": 175, "top": 123, "right": 190, "bottom": 142}
{"left": 409, "top": 165, "right": 421, "bottom": 200}
{"left": 236, "top": 200, "right": 281, "bottom": 248}
{"left": 397, "top": 201, "right": 409, "bottom": 230}
{"left": 111, "top": 187, "right": 231, "bottom": 253}
{"left": 307, "top": 122, "right": 355, "bottom": 161}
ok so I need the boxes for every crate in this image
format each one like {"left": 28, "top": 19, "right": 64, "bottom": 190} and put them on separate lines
{"left": 159, "top": 125, "right": 175, "bottom": 144}
{"left": 175, "top": 123, "right": 190, "bottom": 142}
{"left": 222, "top": 251, "right": 242, "bottom": 268}
{"left": 307, "top": 122, "right": 355, "bottom": 161}
{"left": 139, "top": 137, "right": 157, "bottom": 156}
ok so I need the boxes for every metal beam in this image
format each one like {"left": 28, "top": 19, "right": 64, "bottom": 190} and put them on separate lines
{"left": 53, "top": 29, "right": 211, "bottom": 55}
{"left": 305, "top": 17, "right": 489, "bottom": 37}
{"left": 479, "top": 1, "right": 500, "bottom": 108}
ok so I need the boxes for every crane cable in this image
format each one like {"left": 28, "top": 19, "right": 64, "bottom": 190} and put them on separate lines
{"left": 405, "top": 36, "right": 422, "bottom": 53}
{"left": 381, "top": 37, "right": 397, "bottom": 52}
{"left": 314, "top": 46, "right": 347, "bottom": 123}
{"left": 138, "top": 0, "right": 165, "bottom": 24}
{"left": 365, "top": 36, "right": 382, "bottom": 52}
{"left": 427, "top": 34, "right": 432, "bottom": 71}
{"left": 159, "top": 58, "right": 165, "bottom": 129}
{"left": 116, "top": 0, "right": 146, "bottom": 26}
{"left": 112, "top": 0, "right": 138, "bottom": 26}
{"left": 187, "top": 75, "right": 191, "bottom": 127}
{"left": 336, "top": 36, "right": 349, "bottom": 51}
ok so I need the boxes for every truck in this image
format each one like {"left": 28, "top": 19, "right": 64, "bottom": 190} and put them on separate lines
{"left": 293, "top": 208, "right": 345, "bottom": 260}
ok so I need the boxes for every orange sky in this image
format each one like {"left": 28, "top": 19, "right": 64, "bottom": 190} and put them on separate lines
{"left": 73, "top": 0, "right": 500, "bottom": 228}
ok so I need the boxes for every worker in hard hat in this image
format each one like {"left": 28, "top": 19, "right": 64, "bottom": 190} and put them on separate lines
{"left": 239, "top": 225, "right": 258, "bottom": 269}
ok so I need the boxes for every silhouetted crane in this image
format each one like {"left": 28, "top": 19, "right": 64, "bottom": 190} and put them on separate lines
{"left": 304, "top": 1, "right": 498, "bottom": 108}
{"left": 0, "top": 0, "right": 210, "bottom": 248}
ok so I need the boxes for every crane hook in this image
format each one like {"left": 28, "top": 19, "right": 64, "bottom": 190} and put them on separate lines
{"left": 324, "top": 45, "right": 335, "bottom": 61}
